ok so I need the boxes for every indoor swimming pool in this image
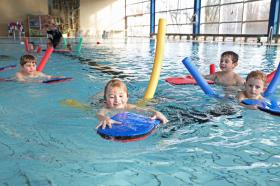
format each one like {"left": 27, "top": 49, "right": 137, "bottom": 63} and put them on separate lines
{"left": 0, "top": 38, "right": 280, "bottom": 185}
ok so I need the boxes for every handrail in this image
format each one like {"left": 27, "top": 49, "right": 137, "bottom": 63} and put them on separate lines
{"left": 268, "top": 26, "right": 273, "bottom": 45}
{"left": 160, "top": 33, "right": 268, "bottom": 42}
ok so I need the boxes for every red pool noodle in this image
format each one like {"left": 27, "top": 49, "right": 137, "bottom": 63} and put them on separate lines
{"left": 210, "top": 64, "right": 215, "bottom": 74}
{"left": 25, "top": 37, "right": 29, "bottom": 52}
{"left": 37, "top": 47, "right": 54, "bottom": 72}
{"left": 266, "top": 70, "right": 276, "bottom": 83}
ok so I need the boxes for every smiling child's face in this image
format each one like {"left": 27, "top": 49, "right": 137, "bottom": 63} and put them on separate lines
{"left": 219, "top": 56, "right": 237, "bottom": 72}
{"left": 105, "top": 86, "right": 128, "bottom": 109}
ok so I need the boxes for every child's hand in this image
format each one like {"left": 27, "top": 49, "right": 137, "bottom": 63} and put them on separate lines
{"left": 96, "top": 117, "right": 122, "bottom": 129}
{"left": 151, "top": 111, "right": 168, "bottom": 124}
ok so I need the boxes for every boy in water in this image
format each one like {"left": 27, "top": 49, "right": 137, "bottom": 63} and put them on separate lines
{"left": 237, "top": 70, "right": 267, "bottom": 109}
{"left": 15, "top": 54, "right": 59, "bottom": 82}
{"left": 28, "top": 42, "right": 36, "bottom": 52}
{"left": 96, "top": 79, "right": 168, "bottom": 129}
{"left": 204, "top": 51, "right": 245, "bottom": 86}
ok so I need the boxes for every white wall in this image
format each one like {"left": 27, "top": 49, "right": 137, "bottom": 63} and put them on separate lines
{"left": 80, "top": 0, "right": 125, "bottom": 38}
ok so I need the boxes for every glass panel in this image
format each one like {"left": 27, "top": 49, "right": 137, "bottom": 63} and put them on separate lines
{"left": 220, "top": 3, "right": 243, "bottom": 22}
{"left": 219, "top": 23, "right": 242, "bottom": 34}
{"left": 243, "top": 0, "right": 270, "bottom": 21}
{"left": 166, "top": 24, "right": 192, "bottom": 34}
{"left": 142, "top": 13, "right": 150, "bottom": 25}
{"left": 155, "top": 12, "right": 168, "bottom": 25}
{"left": 201, "top": 0, "right": 220, "bottom": 6}
{"left": 127, "top": 14, "right": 150, "bottom": 26}
{"left": 178, "top": 1, "right": 194, "bottom": 9}
{"left": 127, "top": 25, "right": 150, "bottom": 37}
{"left": 242, "top": 22, "right": 268, "bottom": 34}
{"left": 143, "top": 1, "right": 150, "bottom": 14}
{"left": 201, "top": 6, "right": 220, "bottom": 23}
{"left": 156, "top": 1, "right": 194, "bottom": 12}
{"left": 166, "top": 9, "right": 194, "bottom": 25}
{"left": 126, "top": 3, "right": 144, "bottom": 16}
{"left": 221, "top": 0, "right": 243, "bottom": 3}
{"left": 156, "top": 0, "right": 168, "bottom": 12}
{"left": 126, "top": 0, "right": 146, "bottom": 5}
{"left": 200, "top": 24, "right": 219, "bottom": 34}
{"left": 167, "top": 0, "right": 179, "bottom": 11}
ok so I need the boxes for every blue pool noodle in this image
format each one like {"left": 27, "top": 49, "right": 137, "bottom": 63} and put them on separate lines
{"left": 182, "top": 57, "right": 218, "bottom": 97}
{"left": 263, "top": 62, "right": 280, "bottom": 97}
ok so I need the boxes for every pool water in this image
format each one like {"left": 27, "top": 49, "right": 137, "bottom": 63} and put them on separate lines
{"left": 0, "top": 38, "right": 280, "bottom": 185}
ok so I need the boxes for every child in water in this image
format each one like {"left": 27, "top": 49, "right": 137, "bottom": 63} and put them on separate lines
{"left": 28, "top": 42, "right": 36, "bottom": 52}
{"left": 236, "top": 70, "right": 267, "bottom": 109}
{"left": 15, "top": 54, "right": 61, "bottom": 82}
{"left": 204, "top": 51, "right": 245, "bottom": 86}
{"left": 96, "top": 79, "right": 168, "bottom": 129}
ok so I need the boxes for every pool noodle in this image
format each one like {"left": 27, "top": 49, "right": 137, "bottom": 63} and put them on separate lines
{"left": 76, "top": 37, "right": 83, "bottom": 53}
{"left": 266, "top": 70, "right": 276, "bottom": 83}
{"left": 60, "top": 99, "right": 91, "bottom": 110}
{"left": 0, "top": 64, "right": 16, "bottom": 71}
{"left": 63, "top": 37, "right": 67, "bottom": 48}
{"left": 263, "top": 62, "right": 280, "bottom": 97}
{"left": 210, "top": 64, "right": 215, "bottom": 74}
{"left": 144, "top": 18, "right": 166, "bottom": 100}
{"left": 37, "top": 47, "right": 54, "bottom": 72}
{"left": 182, "top": 57, "right": 218, "bottom": 97}
{"left": 24, "top": 37, "right": 29, "bottom": 52}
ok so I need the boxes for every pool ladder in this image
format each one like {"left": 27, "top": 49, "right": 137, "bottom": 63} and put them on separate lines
{"left": 267, "top": 26, "right": 273, "bottom": 45}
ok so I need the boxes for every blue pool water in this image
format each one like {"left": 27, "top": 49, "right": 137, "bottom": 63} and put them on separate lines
{"left": 0, "top": 38, "right": 280, "bottom": 185}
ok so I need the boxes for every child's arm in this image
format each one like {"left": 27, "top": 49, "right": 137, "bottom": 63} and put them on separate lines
{"left": 236, "top": 91, "right": 258, "bottom": 110}
{"left": 129, "top": 104, "right": 169, "bottom": 124}
{"left": 150, "top": 110, "right": 169, "bottom": 124}
{"left": 96, "top": 108, "right": 121, "bottom": 129}
{"left": 235, "top": 74, "right": 245, "bottom": 86}
{"left": 203, "top": 73, "right": 216, "bottom": 81}
{"left": 38, "top": 71, "right": 64, "bottom": 80}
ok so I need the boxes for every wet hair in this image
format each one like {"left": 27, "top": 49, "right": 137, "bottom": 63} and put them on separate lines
{"left": 20, "top": 54, "right": 36, "bottom": 66}
{"left": 103, "top": 79, "right": 128, "bottom": 101}
{"left": 221, "top": 51, "right": 239, "bottom": 63}
{"left": 246, "top": 70, "right": 267, "bottom": 84}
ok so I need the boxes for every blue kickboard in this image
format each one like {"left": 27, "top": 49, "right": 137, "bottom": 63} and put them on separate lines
{"left": 242, "top": 99, "right": 280, "bottom": 116}
{"left": 97, "top": 112, "right": 161, "bottom": 138}
{"left": 42, "top": 77, "right": 72, "bottom": 84}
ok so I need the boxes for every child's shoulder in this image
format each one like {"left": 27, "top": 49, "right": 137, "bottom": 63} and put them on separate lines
{"left": 233, "top": 72, "right": 245, "bottom": 84}
{"left": 15, "top": 71, "right": 23, "bottom": 78}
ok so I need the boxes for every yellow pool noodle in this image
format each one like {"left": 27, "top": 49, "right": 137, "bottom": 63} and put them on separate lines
{"left": 144, "top": 18, "right": 166, "bottom": 100}
{"left": 60, "top": 99, "right": 91, "bottom": 110}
